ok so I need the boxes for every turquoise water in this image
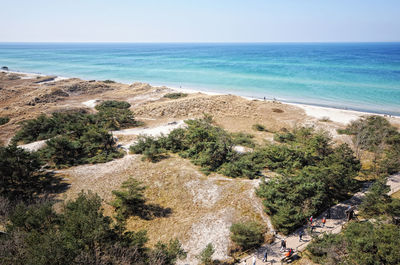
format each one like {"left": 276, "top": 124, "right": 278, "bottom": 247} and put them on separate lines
{"left": 1, "top": 43, "right": 399, "bottom": 115}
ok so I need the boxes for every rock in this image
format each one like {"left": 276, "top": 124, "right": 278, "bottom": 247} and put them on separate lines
{"left": 1, "top": 66, "right": 8, "bottom": 70}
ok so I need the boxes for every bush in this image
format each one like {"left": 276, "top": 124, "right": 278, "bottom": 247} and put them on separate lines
{"left": 0, "top": 145, "right": 44, "bottom": 200}
{"left": 103, "top": 79, "right": 115, "bottom": 83}
{"left": 231, "top": 132, "right": 255, "bottom": 148}
{"left": 163, "top": 92, "right": 188, "bottom": 99}
{"left": 307, "top": 222, "right": 400, "bottom": 265}
{"left": 0, "top": 116, "right": 10, "bottom": 125}
{"left": 95, "top": 100, "right": 131, "bottom": 111}
{"left": 197, "top": 243, "right": 215, "bottom": 265}
{"left": 256, "top": 129, "right": 360, "bottom": 234}
{"left": 230, "top": 221, "right": 264, "bottom": 250}
{"left": 130, "top": 135, "right": 167, "bottom": 162}
{"left": 111, "top": 178, "right": 147, "bottom": 220}
{"left": 252, "top": 123, "right": 266, "bottom": 131}
{"left": 1, "top": 191, "right": 185, "bottom": 265}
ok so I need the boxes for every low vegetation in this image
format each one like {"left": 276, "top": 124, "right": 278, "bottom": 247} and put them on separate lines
{"left": 338, "top": 115, "right": 400, "bottom": 175}
{"left": 252, "top": 123, "right": 266, "bottom": 131}
{"left": 0, "top": 145, "right": 44, "bottom": 200}
{"left": 0, "top": 116, "right": 10, "bottom": 125}
{"left": 12, "top": 101, "right": 141, "bottom": 167}
{"left": 307, "top": 179, "right": 400, "bottom": 265}
{"left": 256, "top": 128, "right": 361, "bottom": 234}
{"left": 197, "top": 243, "right": 215, "bottom": 265}
{"left": 307, "top": 222, "right": 400, "bottom": 265}
{"left": 0, "top": 191, "right": 186, "bottom": 265}
{"left": 230, "top": 221, "right": 265, "bottom": 251}
{"left": 163, "top": 92, "right": 188, "bottom": 99}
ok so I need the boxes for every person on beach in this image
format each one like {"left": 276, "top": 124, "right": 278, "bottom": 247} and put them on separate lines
{"left": 263, "top": 250, "right": 268, "bottom": 262}
{"left": 280, "top": 239, "right": 286, "bottom": 252}
{"left": 299, "top": 230, "right": 304, "bottom": 242}
{"left": 322, "top": 216, "right": 326, "bottom": 227}
{"left": 252, "top": 256, "right": 256, "bottom": 265}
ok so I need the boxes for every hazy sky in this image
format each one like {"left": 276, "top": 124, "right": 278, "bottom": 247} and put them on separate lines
{"left": 1, "top": 0, "right": 399, "bottom": 42}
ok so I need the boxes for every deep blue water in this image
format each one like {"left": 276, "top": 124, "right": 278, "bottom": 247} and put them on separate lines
{"left": 1, "top": 43, "right": 399, "bottom": 115}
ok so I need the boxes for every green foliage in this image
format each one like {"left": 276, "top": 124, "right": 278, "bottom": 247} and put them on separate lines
{"left": 111, "top": 178, "right": 147, "bottom": 220}
{"left": 197, "top": 243, "right": 215, "bottom": 265}
{"left": 130, "top": 135, "right": 167, "bottom": 162}
{"left": 231, "top": 132, "right": 255, "bottom": 148}
{"left": 230, "top": 221, "right": 264, "bottom": 250}
{"left": 39, "top": 126, "right": 123, "bottom": 168}
{"left": 163, "top": 92, "right": 188, "bottom": 99}
{"left": 341, "top": 116, "right": 400, "bottom": 175}
{"left": 1, "top": 191, "right": 185, "bottom": 265}
{"left": 256, "top": 128, "right": 360, "bottom": 234}
{"left": 95, "top": 100, "right": 131, "bottom": 111}
{"left": 359, "top": 178, "right": 400, "bottom": 219}
{"left": 103, "top": 79, "right": 116, "bottom": 83}
{"left": 151, "top": 239, "right": 187, "bottom": 265}
{"left": 0, "top": 116, "right": 10, "bottom": 125}
{"left": 13, "top": 102, "right": 138, "bottom": 144}
{"left": 0, "top": 144, "right": 44, "bottom": 200}
{"left": 11, "top": 105, "right": 139, "bottom": 167}
{"left": 307, "top": 222, "right": 400, "bottom": 265}
{"left": 252, "top": 123, "right": 266, "bottom": 131}
{"left": 345, "top": 116, "right": 398, "bottom": 152}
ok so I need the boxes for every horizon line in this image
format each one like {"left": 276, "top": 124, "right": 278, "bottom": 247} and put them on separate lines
{"left": 1, "top": 41, "right": 400, "bottom": 44}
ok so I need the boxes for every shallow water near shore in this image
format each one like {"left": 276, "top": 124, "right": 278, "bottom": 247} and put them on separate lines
{"left": 1, "top": 42, "right": 399, "bottom": 115}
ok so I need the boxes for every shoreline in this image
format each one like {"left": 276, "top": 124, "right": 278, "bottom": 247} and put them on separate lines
{"left": 2, "top": 68, "right": 400, "bottom": 125}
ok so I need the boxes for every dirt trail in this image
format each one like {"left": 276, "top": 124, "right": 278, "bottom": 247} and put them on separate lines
{"left": 241, "top": 173, "right": 400, "bottom": 265}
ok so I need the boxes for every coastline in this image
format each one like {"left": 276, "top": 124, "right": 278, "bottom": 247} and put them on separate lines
{"left": 3, "top": 68, "right": 400, "bottom": 125}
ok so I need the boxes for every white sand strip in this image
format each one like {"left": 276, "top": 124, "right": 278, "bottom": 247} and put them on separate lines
{"left": 112, "top": 120, "right": 186, "bottom": 137}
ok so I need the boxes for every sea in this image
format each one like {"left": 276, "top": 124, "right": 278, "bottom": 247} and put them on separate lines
{"left": 0, "top": 42, "right": 399, "bottom": 115}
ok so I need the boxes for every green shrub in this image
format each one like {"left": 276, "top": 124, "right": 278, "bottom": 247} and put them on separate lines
{"left": 231, "top": 132, "right": 255, "bottom": 148}
{"left": 197, "top": 243, "right": 215, "bottom": 265}
{"left": 230, "top": 221, "right": 264, "bottom": 250}
{"left": 0, "top": 116, "right": 10, "bottom": 125}
{"left": 163, "top": 92, "right": 188, "bottom": 99}
{"left": 256, "top": 129, "right": 360, "bottom": 234}
{"left": 0, "top": 145, "right": 44, "bottom": 200}
{"left": 252, "top": 123, "right": 266, "bottom": 131}
{"left": 307, "top": 222, "right": 400, "bottom": 265}
{"left": 95, "top": 100, "right": 131, "bottom": 111}
{"left": 2, "top": 191, "right": 185, "bottom": 265}
{"left": 111, "top": 178, "right": 147, "bottom": 220}
{"left": 130, "top": 135, "right": 167, "bottom": 162}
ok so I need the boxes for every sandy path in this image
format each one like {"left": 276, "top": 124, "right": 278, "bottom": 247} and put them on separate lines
{"left": 112, "top": 120, "right": 186, "bottom": 137}
{"left": 241, "top": 173, "right": 400, "bottom": 265}
{"left": 18, "top": 140, "right": 47, "bottom": 152}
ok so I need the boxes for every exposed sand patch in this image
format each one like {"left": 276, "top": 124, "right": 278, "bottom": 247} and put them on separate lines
{"left": 112, "top": 120, "right": 186, "bottom": 137}
{"left": 19, "top": 140, "right": 47, "bottom": 152}
{"left": 82, "top": 99, "right": 99, "bottom": 108}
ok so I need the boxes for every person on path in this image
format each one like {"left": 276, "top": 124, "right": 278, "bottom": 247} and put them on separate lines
{"left": 322, "top": 216, "right": 326, "bottom": 227}
{"left": 280, "top": 239, "right": 286, "bottom": 252}
{"left": 310, "top": 222, "right": 315, "bottom": 233}
{"left": 263, "top": 250, "right": 268, "bottom": 262}
{"left": 299, "top": 230, "right": 304, "bottom": 242}
{"left": 309, "top": 215, "right": 313, "bottom": 224}
{"left": 252, "top": 256, "right": 256, "bottom": 265}
{"left": 285, "top": 248, "right": 294, "bottom": 258}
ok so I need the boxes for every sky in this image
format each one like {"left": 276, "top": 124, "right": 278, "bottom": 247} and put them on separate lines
{"left": 1, "top": 0, "right": 400, "bottom": 42}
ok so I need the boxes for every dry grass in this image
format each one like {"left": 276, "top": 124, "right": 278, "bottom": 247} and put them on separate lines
{"left": 391, "top": 190, "right": 400, "bottom": 199}
{"left": 59, "top": 154, "right": 269, "bottom": 263}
